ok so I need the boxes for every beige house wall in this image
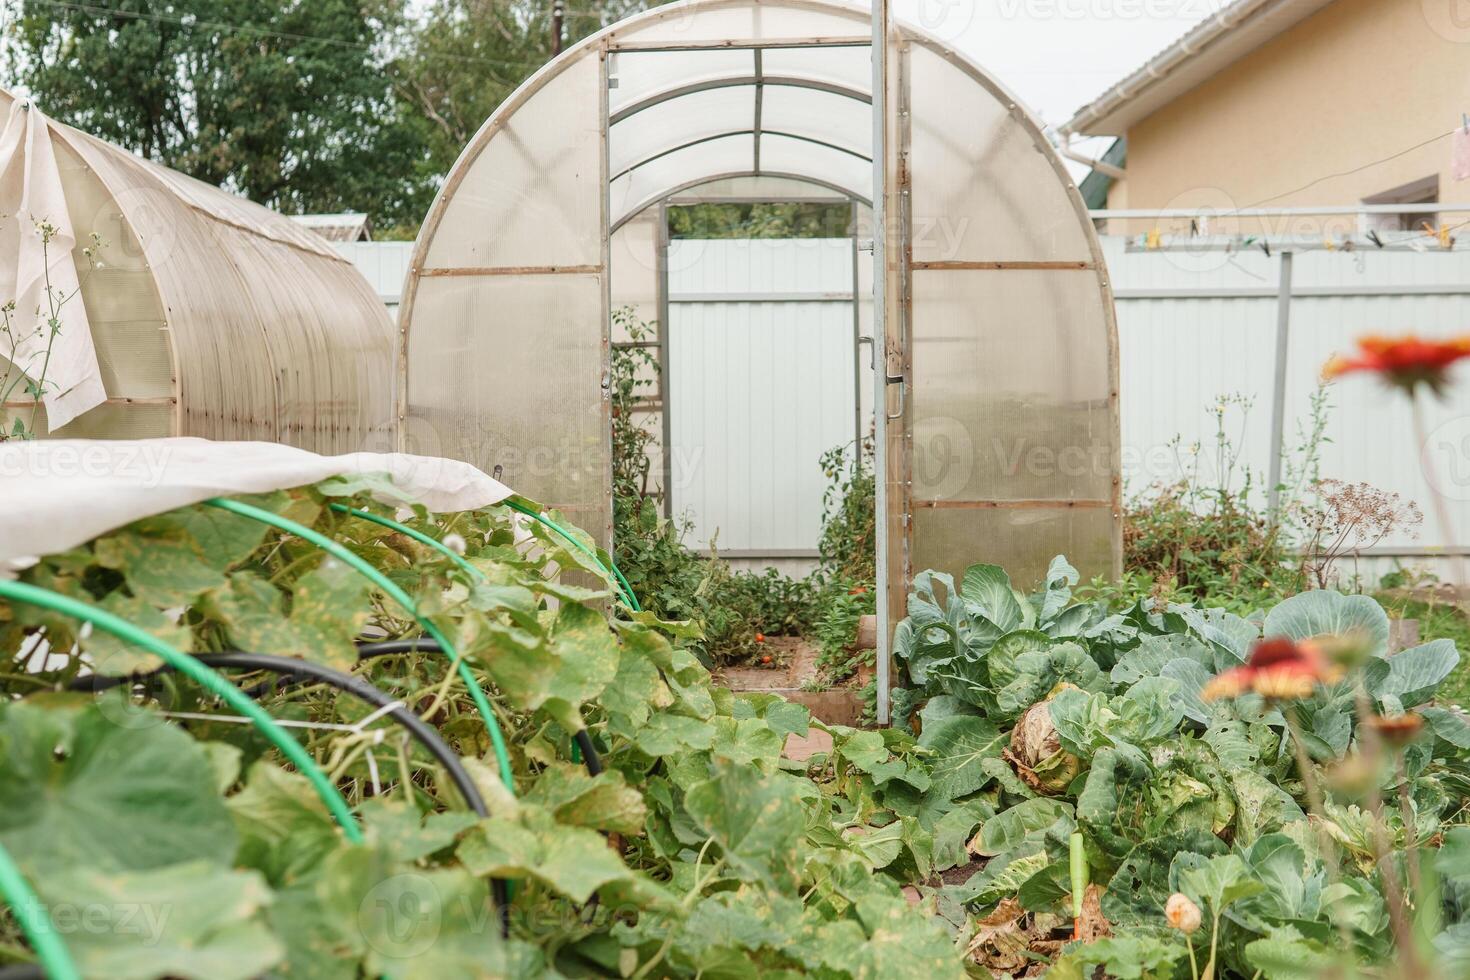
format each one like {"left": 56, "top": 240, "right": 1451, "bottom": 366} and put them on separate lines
{"left": 1106, "top": 0, "right": 1470, "bottom": 237}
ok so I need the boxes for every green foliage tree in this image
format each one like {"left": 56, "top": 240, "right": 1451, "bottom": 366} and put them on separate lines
{"left": 391, "top": 0, "right": 675, "bottom": 181}
{"left": 5, "top": 0, "right": 434, "bottom": 226}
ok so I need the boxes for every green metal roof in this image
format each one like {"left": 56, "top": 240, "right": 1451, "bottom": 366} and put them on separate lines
{"left": 1079, "top": 138, "right": 1125, "bottom": 210}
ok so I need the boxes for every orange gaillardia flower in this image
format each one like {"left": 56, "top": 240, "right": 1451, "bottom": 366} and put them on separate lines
{"left": 1322, "top": 335, "right": 1470, "bottom": 396}
{"left": 1201, "top": 637, "right": 1342, "bottom": 703}
{"left": 1366, "top": 712, "right": 1425, "bottom": 747}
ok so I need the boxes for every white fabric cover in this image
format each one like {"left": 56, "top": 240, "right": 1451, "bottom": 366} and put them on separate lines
{"left": 0, "top": 438, "right": 514, "bottom": 568}
{"left": 0, "top": 98, "right": 106, "bottom": 431}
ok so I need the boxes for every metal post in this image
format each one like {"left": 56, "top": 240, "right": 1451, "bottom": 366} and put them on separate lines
{"left": 551, "top": 0, "right": 565, "bottom": 56}
{"left": 657, "top": 203, "right": 674, "bottom": 519}
{"left": 1267, "top": 249, "right": 1294, "bottom": 519}
{"left": 850, "top": 200, "right": 863, "bottom": 448}
{"left": 871, "top": 0, "right": 891, "bottom": 725}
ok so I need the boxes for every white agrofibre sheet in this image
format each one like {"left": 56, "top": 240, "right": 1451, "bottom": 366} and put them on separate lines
{"left": 0, "top": 437, "right": 514, "bottom": 570}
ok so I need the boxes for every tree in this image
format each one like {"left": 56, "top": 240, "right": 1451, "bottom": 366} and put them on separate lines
{"left": 391, "top": 0, "right": 674, "bottom": 181}
{"left": 5, "top": 0, "right": 435, "bottom": 227}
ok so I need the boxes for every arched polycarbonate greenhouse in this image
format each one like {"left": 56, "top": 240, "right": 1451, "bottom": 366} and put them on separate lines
{"left": 400, "top": 0, "right": 1122, "bottom": 615}
{"left": 1, "top": 87, "right": 394, "bottom": 452}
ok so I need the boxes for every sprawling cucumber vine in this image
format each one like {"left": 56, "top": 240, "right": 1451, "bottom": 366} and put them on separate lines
{"left": 5, "top": 481, "right": 1470, "bottom": 978}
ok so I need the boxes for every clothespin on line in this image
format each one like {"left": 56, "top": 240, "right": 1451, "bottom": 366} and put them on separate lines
{"left": 1421, "top": 221, "right": 1456, "bottom": 250}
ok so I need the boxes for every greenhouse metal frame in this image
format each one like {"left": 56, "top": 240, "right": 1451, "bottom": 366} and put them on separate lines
{"left": 400, "top": 0, "right": 1123, "bottom": 719}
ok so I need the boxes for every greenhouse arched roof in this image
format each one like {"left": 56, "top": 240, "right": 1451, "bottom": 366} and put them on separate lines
{"left": 1, "top": 87, "right": 394, "bottom": 452}
{"left": 401, "top": 0, "right": 1122, "bottom": 599}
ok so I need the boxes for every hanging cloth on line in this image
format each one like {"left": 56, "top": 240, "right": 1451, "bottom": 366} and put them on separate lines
{"left": 1454, "top": 123, "right": 1470, "bottom": 182}
{"left": 0, "top": 96, "right": 106, "bottom": 431}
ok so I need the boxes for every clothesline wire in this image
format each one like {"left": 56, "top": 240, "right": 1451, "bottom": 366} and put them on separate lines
{"left": 1238, "top": 129, "right": 1461, "bottom": 211}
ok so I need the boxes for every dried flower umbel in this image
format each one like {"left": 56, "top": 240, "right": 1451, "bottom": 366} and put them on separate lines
{"left": 1296, "top": 480, "right": 1422, "bottom": 590}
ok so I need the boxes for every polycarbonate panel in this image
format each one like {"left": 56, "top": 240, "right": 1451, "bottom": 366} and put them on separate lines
{"left": 40, "top": 93, "right": 391, "bottom": 452}
{"left": 761, "top": 44, "right": 871, "bottom": 92}
{"left": 609, "top": 85, "right": 756, "bottom": 177}
{"left": 608, "top": 3, "right": 867, "bottom": 45}
{"left": 55, "top": 140, "right": 174, "bottom": 403}
{"left": 86, "top": 321, "right": 175, "bottom": 399}
{"left": 610, "top": 212, "right": 660, "bottom": 323}
{"left": 912, "top": 507, "right": 1115, "bottom": 592}
{"left": 610, "top": 133, "right": 755, "bottom": 224}
{"left": 909, "top": 269, "right": 1114, "bottom": 503}
{"left": 7, "top": 400, "right": 172, "bottom": 440}
{"left": 668, "top": 174, "right": 851, "bottom": 203}
{"left": 907, "top": 45, "right": 1092, "bottom": 263}
{"left": 608, "top": 49, "right": 752, "bottom": 115}
{"left": 759, "top": 85, "right": 870, "bottom": 157}
{"left": 425, "top": 52, "right": 603, "bottom": 269}
{"left": 405, "top": 273, "right": 610, "bottom": 545}
{"left": 757, "top": 134, "right": 870, "bottom": 199}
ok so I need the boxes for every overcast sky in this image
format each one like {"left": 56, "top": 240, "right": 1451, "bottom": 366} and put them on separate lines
{"left": 892, "top": 0, "right": 1224, "bottom": 155}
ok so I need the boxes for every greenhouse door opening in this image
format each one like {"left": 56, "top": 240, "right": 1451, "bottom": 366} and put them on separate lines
{"left": 609, "top": 191, "right": 873, "bottom": 577}
{"left": 402, "top": 0, "right": 1122, "bottom": 643}
{"left": 666, "top": 230, "right": 861, "bottom": 575}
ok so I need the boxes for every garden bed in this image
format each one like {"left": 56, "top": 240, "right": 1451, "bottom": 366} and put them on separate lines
{"left": 715, "top": 636, "right": 869, "bottom": 757}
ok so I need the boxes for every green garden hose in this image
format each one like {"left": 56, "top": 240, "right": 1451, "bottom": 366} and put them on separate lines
{"left": 0, "top": 838, "right": 80, "bottom": 980}
{"left": 0, "top": 579, "right": 361, "bottom": 842}
{"left": 330, "top": 504, "right": 613, "bottom": 775}
{"left": 327, "top": 504, "right": 484, "bottom": 583}
{"left": 501, "top": 498, "right": 641, "bottom": 612}
{"left": 204, "top": 498, "right": 516, "bottom": 791}
{"left": 330, "top": 497, "right": 639, "bottom": 612}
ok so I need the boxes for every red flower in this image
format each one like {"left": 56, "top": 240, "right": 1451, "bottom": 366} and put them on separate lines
{"left": 1201, "top": 637, "right": 1341, "bottom": 703}
{"left": 1323, "top": 335, "right": 1470, "bottom": 395}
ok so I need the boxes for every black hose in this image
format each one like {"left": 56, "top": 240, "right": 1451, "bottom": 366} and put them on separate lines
{"left": 357, "top": 638, "right": 443, "bottom": 657}
{"left": 71, "top": 652, "right": 510, "bottom": 929}
{"left": 72, "top": 653, "right": 489, "bottom": 818}
{"left": 356, "top": 638, "right": 605, "bottom": 776}
{"left": 575, "top": 729, "right": 603, "bottom": 776}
